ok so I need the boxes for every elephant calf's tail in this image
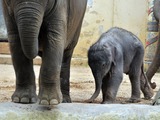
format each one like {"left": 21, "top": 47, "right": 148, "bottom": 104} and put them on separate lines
{"left": 140, "top": 64, "right": 154, "bottom": 99}
{"left": 142, "top": 63, "right": 156, "bottom": 89}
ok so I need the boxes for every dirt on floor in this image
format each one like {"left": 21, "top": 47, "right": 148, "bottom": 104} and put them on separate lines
{"left": 0, "top": 64, "right": 160, "bottom": 105}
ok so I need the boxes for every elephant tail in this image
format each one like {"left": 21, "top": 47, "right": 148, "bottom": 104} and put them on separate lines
{"left": 140, "top": 63, "right": 154, "bottom": 99}
{"left": 142, "top": 64, "right": 156, "bottom": 89}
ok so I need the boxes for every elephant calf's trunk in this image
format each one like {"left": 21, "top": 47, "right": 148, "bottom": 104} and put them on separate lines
{"left": 87, "top": 88, "right": 101, "bottom": 103}
{"left": 87, "top": 77, "right": 102, "bottom": 103}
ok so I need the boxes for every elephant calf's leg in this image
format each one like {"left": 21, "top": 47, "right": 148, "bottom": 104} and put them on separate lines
{"left": 128, "top": 71, "right": 141, "bottom": 103}
{"left": 128, "top": 50, "right": 144, "bottom": 103}
{"left": 102, "top": 73, "right": 123, "bottom": 104}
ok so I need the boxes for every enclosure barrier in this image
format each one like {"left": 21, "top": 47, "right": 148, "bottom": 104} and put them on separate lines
{"left": 0, "top": 102, "right": 160, "bottom": 120}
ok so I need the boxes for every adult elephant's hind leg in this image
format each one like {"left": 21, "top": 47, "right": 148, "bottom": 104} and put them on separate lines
{"left": 60, "top": 21, "right": 84, "bottom": 103}
{"left": 60, "top": 49, "right": 74, "bottom": 103}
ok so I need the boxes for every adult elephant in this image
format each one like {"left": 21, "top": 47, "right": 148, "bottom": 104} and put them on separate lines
{"left": 146, "top": 0, "right": 160, "bottom": 89}
{"left": 2, "top": 0, "right": 87, "bottom": 105}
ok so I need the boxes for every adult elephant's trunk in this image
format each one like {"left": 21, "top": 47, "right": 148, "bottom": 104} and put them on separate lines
{"left": 146, "top": 24, "right": 160, "bottom": 89}
{"left": 15, "top": 2, "right": 44, "bottom": 59}
{"left": 87, "top": 73, "right": 102, "bottom": 103}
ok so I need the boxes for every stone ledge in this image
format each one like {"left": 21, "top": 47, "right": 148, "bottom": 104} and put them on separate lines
{"left": 0, "top": 102, "right": 160, "bottom": 120}
{"left": 0, "top": 54, "right": 42, "bottom": 65}
{"left": 0, "top": 54, "right": 88, "bottom": 66}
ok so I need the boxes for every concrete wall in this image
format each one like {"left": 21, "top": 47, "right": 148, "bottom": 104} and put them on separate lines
{"left": 0, "top": 1, "right": 9, "bottom": 54}
{"left": 73, "top": 0, "right": 148, "bottom": 58}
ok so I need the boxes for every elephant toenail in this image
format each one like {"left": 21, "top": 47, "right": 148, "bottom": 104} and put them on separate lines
{"left": 12, "top": 97, "right": 20, "bottom": 103}
{"left": 50, "top": 99, "right": 59, "bottom": 105}
{"left": 40, "top": 100, "right": 49, "bottom": 105}
{"left": 21, "top": 97, "right": 30, "bottom": 103}
{"left": 31, "top": 97, "right": 37, "bottom": 103}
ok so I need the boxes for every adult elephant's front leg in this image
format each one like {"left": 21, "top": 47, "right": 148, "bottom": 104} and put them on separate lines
{"left": 38, "top": 29, "right": 65, "bottom": 105}
{"left": 2, "top": 1, "right": 37, "bottom": 104}
{"left": 10, "top": 42, "right": 37, "bottom": 103}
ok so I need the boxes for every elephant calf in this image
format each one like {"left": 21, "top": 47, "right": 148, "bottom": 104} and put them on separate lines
{"left": 87, "top": 27, "right": 153, "bottom": 104}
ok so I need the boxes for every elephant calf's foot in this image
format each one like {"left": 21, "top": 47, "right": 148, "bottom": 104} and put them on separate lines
{"left": 12, "top": 85, "right": 37, "bottom": 104}
{"left": 101, "top": 96, "right": 115, "bottom": 104}
{"left": 127, "top": 97, "right": 141, "bottom": 103}
{"left": 38, "top": 86, "right": 62, "bottom": 105}
{"left": 101, "top": 100, "right": 114, "bottom": 104}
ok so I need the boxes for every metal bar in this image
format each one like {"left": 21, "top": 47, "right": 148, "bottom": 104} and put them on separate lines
{"left": 0, "top": 39, "right": 8, "bottom": 42}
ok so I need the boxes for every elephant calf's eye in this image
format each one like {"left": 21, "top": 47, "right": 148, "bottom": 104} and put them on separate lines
{"left": 102, "top": 63, "right": 107, "bottom": 68}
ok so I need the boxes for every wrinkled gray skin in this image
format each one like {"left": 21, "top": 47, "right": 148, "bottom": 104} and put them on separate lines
{"left": 146, "top": 0, "right": 160, "bottom": 89}
{"left": 146, "top": 0, "right": 160, "bottom": 105}
{"left": 87, "top": 27, "right": 153, "bottom": 104}
{"left": 2, "top": 0, "right": 87, "bottom": 105}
